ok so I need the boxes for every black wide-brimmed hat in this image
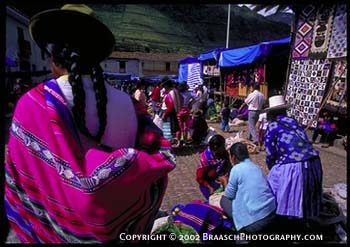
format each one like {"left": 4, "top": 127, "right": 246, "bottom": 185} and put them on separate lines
{"left": 193, "top": 110, "right": 203, "bottom": 117}
{"left": 29, "top": 4, "right": 115, "bottom": 68}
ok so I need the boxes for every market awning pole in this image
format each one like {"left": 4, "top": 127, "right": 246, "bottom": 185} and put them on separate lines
{"left": 226, "top": 4, "right": 231, "bottom": 48}
{"left": 221, "top": 4, "right": 231, "bottom": 105}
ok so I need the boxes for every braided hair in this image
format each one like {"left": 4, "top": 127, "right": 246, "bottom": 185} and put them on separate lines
{"left": 47, "top": 44, "right": 107, "bottom": 143}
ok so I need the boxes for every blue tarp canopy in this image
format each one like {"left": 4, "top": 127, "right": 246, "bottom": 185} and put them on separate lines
{"left": 218, "top": 36, "right": 291, "bottom": 68}
{"left": 179, "top": 57, "right": 199, "bottom": 64}
{"left": 141, "top": 74, "right": 178, "bottom": 83}
{"left": 198, "top": 47, "right": 228, "bottom": 62}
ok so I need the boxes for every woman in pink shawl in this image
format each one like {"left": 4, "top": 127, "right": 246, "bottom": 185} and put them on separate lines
{"left": 4, "top": 4, "right": 175, "bottom": 243}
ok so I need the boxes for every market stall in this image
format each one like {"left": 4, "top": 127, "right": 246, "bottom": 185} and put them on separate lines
{"left": 198, "top": 47, "right": 228, "bottom": 102}
{"left": 218, "top": 37, "right": 291, "bottom": 101}
{"left": 285, "top": 4, "right": 347, "bottom": 130}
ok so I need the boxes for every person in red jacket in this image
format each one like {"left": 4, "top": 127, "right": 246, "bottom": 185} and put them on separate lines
{"left": 150, "top": 81, "right": 161, "bottom": 115}
{"left": 160, "top": 80, "right": 182, "bottom": 143}
{"left": 196, "top": 134, "right": 231, "bottom": 199}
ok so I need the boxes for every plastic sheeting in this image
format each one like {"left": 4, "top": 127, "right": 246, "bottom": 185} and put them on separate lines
{"left": 178, "top": 57, "right": 203, "bottom": 91}
{"left": 218, "top": 37, "right": 291, "bottom": 67}
{"left": 198, "top": 48, "right": 228, "bottom": 61}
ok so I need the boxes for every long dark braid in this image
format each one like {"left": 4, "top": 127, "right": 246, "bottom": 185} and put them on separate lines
{"left": 49, "top": 44, "right": 107, "bottom": 143}
{"left": 68, "top": 51, "right": 93, "bottom": 139}
{"left": 90, "top": 65, "right": 107, "bottom": 141}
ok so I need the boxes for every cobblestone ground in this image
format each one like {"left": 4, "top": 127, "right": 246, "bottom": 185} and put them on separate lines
{"left": 3, "top": 119, "right": 346, "bottom": 243}
{"left": 160, "top": 121, "right": 347, "bottom": 211}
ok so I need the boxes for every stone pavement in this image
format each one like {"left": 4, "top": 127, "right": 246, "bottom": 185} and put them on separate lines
{"left": 3, "top": 118, "right": 346, "bottom": 243}
{"left": 160, "top": 120, "right": 347, "bottom": 211}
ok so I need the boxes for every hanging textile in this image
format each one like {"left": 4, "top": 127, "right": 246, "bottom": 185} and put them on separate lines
{"left": 226, "top": 85, "right": 239, "bottom": 97}
{"left": 226, "top": 73, "right": 234, "bottom": 87}
{"left": 309, "top": 5, "right": 335, "bottom": 59}
{"left": 292, "top": 5, "right": 316, "bottom": 59}
{"left": 286, "top": 59, "right": 331, "bottom": 128}
{"left": 325, "top": 60, "right": 347, "bottom": 113}
{"left": 327, "top": 4, "right": 347, "bottom": 59}
{"left": 254, "top": 64, "right": 265, "bottom": 84}
{"left": 178, "top": 61, "right": 203, "bottom": 92}
{"left": 225, "top": 72, "right": 239, "bottom": 97}
{"left": 239, "top": 70, "right": 247, "bottom": 86}
{"left": 245, "top": 68, "right": 252, "bottom": 86}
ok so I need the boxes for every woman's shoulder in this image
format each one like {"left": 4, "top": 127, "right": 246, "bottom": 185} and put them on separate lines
{"left": 13, "top": 84, "right": 46, "bottom": 117}
{"left": 106, "top": 83, "right": 133, "bottom": 101}
{"left": 20, "top": 83, "right": 45, "bottom": 103}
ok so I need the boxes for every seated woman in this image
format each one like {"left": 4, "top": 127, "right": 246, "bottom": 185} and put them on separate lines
{"left": 311, "top": 111, "right": 338, "bottom": 147}
{"left": 220, "top": 142, "right": 276, "bottom": 233}
{"left": 196, "top": 135, "right": 231, "bottom": 199}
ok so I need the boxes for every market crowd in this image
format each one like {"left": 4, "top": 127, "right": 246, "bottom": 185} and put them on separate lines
{"left": 4, "top": 3, "right": 340, "bottom": 245}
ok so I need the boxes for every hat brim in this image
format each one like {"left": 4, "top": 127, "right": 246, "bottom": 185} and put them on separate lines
{"left": 264, "top": 104, "right": 291, "bottom": 112}
{"left": 29, "top": 9, "right": 115, "bottom": 67}
{"left": 193, "top": 110, "right": 203, "bottom": 117}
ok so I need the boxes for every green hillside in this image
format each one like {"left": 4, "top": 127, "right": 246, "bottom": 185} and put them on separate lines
{"left": 91, "top": 4, "right": 292, "bottom": 56}
{"left": 9, "top": 2, "right": 292, "bottom": 56}
{"left": 94, "top": 5, "right": 195, "bottom": 54}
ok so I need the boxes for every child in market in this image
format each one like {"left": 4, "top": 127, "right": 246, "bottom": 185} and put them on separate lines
{"left": 220, "top": 102, "right": 230, "bottom": 132}
{"left": 256, "top": 111, "right": 268, "bottom": 151}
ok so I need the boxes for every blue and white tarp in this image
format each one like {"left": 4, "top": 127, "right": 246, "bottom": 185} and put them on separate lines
{"left": 178, "top": 57, "right": 203, "bottom": 92}
{"left": 218, "top": 37, "right": 291, "bottom": 68}
{"left": 198, "top": 47, "right": 229, "bottom": 62}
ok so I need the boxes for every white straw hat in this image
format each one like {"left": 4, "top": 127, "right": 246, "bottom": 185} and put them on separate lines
{"left": 265, "top": 95, "right": 291, "bottom": 112}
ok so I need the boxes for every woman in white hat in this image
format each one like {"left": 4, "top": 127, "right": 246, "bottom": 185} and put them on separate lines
{"left": 264, "top": 95, "right": 323, "bottom": 227}
{"left": 4, "top": 4, "right": 175, "bottom": 243}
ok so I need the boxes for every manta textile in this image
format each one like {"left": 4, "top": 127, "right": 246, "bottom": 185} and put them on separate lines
{"left": 292, "top": 5, "right": 316, "bottom": 59}
{"left": 225, "top": 85, "right": 239, "bottom": 97}
{"left": 171, "top": 201, "right": 225, "bottom": 239}
{"left": 327, "top": 4, "right": 347, "bottom": 59}
{"left": 225, "top": 73, "right": 239, "bottom": 97}
{"left": 285, "top": 59, "right": 331, "bottom": 127}
{"left": 310, "top": 5, "right": 335, "bottom": 59}
{"left": 325, "top": 60, "right": 347, "bottom": 113}
{"left": 5, "top": 80, "right": 176, "bottom": 243}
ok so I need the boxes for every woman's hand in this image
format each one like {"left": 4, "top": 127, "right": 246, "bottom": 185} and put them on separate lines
{"left": 216, "top": 174, "right": 229, "bottom": 188}
{"left": 208, "top": 186, "right": 215, "bottom": 195}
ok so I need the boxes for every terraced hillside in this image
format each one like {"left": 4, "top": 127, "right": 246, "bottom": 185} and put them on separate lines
{"left": 92, "top": 4, "right": 292, "bottom": 55}
{"left": 9, "top": 3, "right": 293, "bottom": 55}
{"left": 93, "top": 5, "right": 196, "bottom": 54}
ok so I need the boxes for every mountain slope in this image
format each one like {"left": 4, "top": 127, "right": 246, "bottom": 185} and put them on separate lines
{"left": 8, "top": 3, "right": 292, "bottom": 56}
{"left": 92, "top": 4, "right": 291, "bottom": 55}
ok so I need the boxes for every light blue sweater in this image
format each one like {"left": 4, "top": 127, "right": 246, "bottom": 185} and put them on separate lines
{"left": 224, "top": 158, "right": 276, "bottom": 231}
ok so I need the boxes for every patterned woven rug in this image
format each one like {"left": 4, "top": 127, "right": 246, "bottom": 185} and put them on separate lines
{"left": 286, "top": 59, "right": 331, "bottom": 127}
{"left": 292, "top": 5, "right": 316, "bottom": 59}
{"left": 327, "top": 4, "right": 347, "bottom": 59}
{"left": 310, "top": 5, "right": 335, "bottom": 59}
{"left": 326, "top": 60, "right": 347, "bottom": 112}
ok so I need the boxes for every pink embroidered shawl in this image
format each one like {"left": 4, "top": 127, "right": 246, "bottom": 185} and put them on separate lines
{"left": 5, "top": 80, "right": 175, "bottom": 243}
